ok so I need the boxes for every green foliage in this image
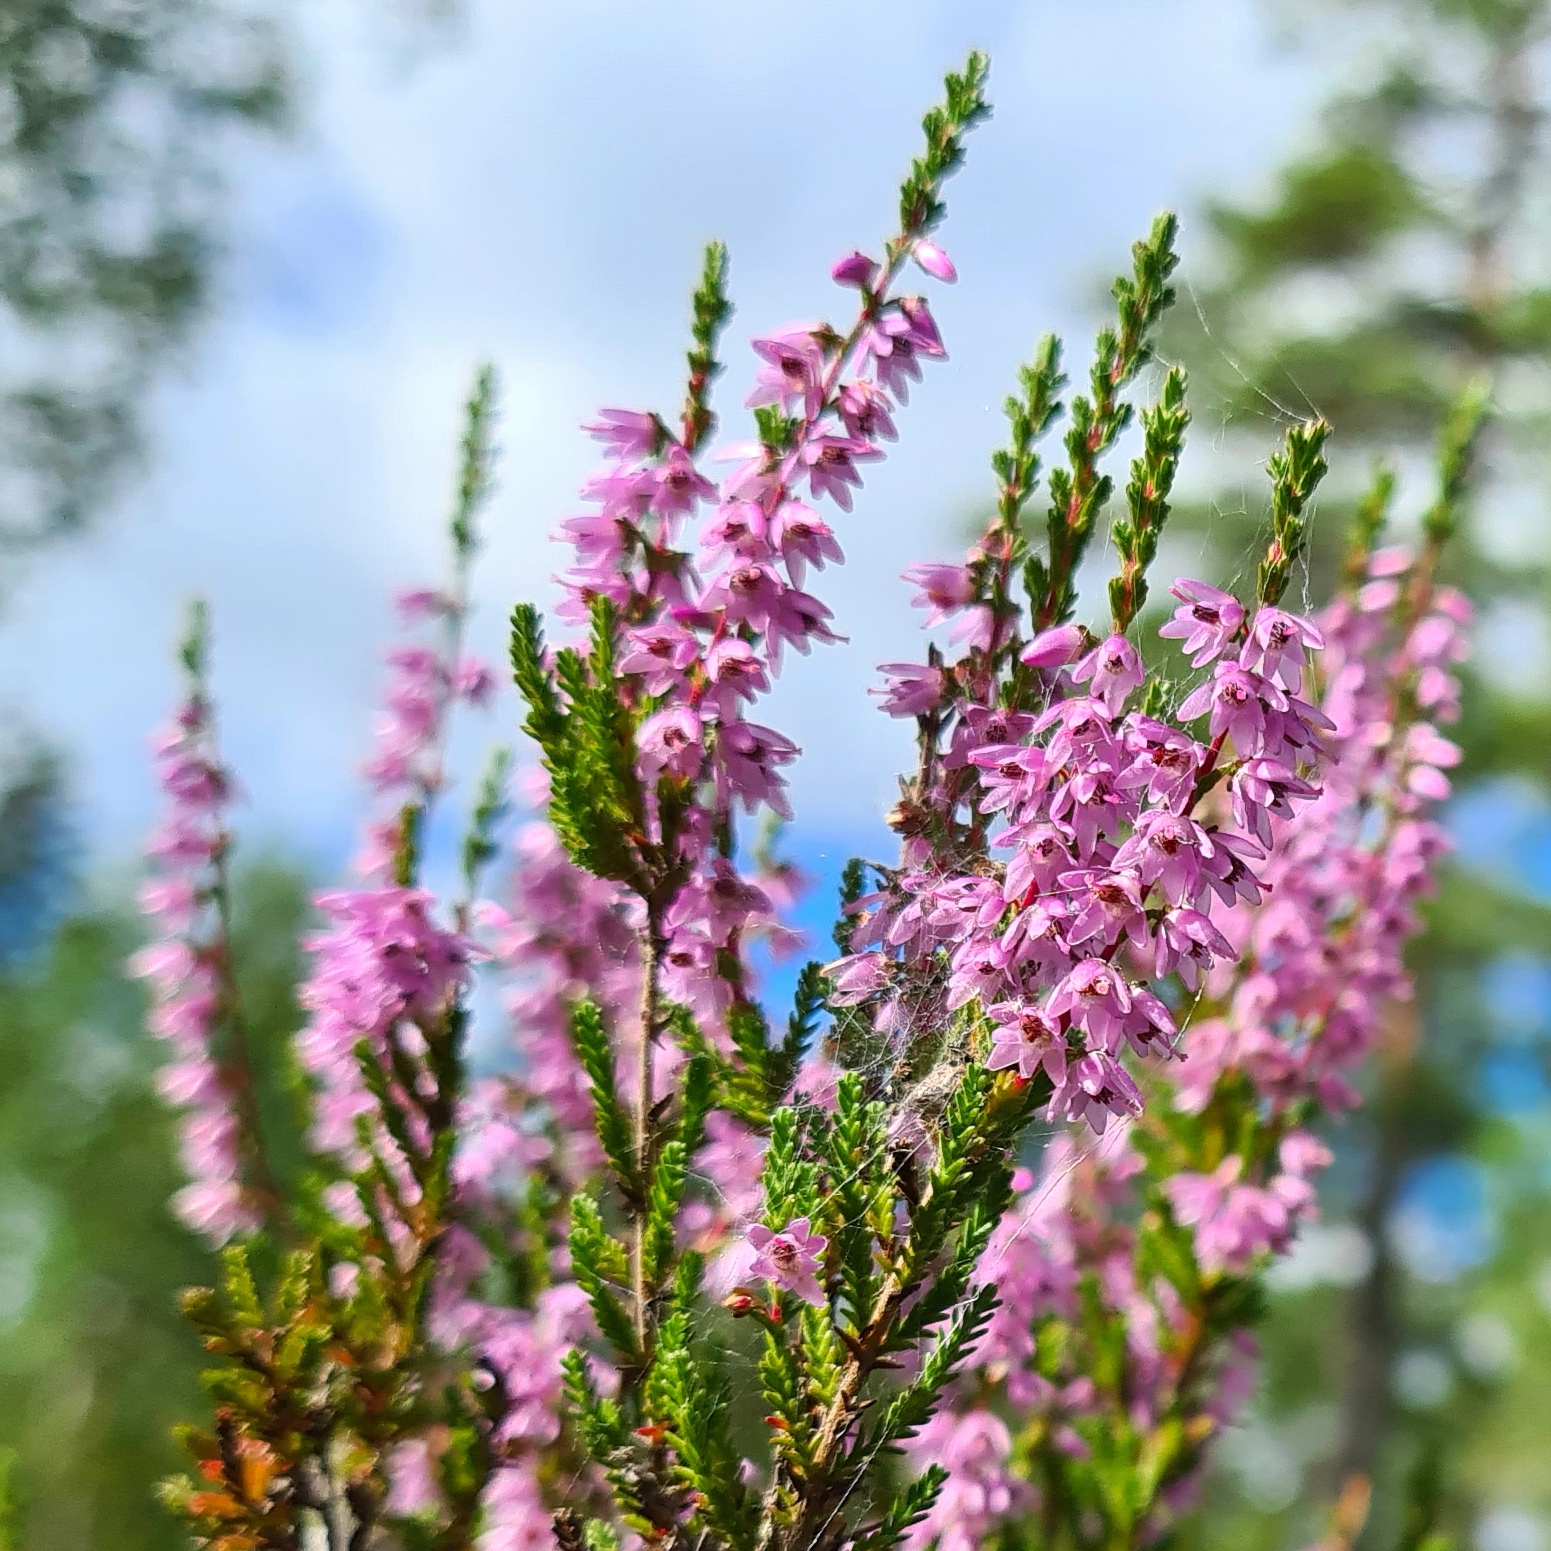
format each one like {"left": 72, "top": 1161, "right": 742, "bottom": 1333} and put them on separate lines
{"left": 864, "top": 1283, "right": 999, "bottom": 1454}
{"left": 1257, "top": 417, "right": 1331, "bottom": 606}
{"left": 649, "top": 1316, "right": 757, "bottom": 1548}
{"left": 570, "top": 1000, "right": 639, "bottom": 1195}
{"left": 1110, "top": 364, "right": 1190, "bottom": 631}
{"left": 1421, "top": 376, "right": 1491, "bottom": 549}
{"left": 897, "top": 50, "right": 991, "bottom": 240}
{"left": 0, "top": 870, "right": 308, "bottom": 1551}
{"left": 510, "top": 599, "right": 651, "bottom": 889}
{"left": 569, "top": 1196, "right": 639, "bottom": 1368}
{"left": 451, "top": 363, "right": 500, "bottom": 558}
{"left": 682, "top": 240, "right": 733, "bottom": 453}
{"left": 461, "top": 745, "right": 513, "bottom": 898}
{"left": 1344, "top": 462, "right": 1398, "bottom": 587}
{"left": 993, "top": 333, "right": 1067, "bottom": 536}
{"left": 850, "top": 1464, "right": 948, "bottom": 1551}
{"left": 1036, "top": 213, "right": 1181, "bottom": 627}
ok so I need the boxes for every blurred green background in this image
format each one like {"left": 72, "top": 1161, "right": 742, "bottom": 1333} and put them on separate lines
{"left": 4, "top": 2, "right": 1551, "bottom": 1548}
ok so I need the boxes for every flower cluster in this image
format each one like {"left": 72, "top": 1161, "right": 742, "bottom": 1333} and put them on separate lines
{"left": 832, "top": 581, "right": 1329, "bottom": 1136}
{"left": 144, "top": 55, "right": 1481, "bottom": 1551}
{"left": 542, "top": 231, "right": 955, "bottom": 1046}
{"left": 357, "top": 586, "right": 498, "bottom": 881}
{"left": 131, "top": 608, "right": 263, "bottom": 1244}
{"left": 296, "top": 884, "right": 475, "bottom": 1159}
{"left": 1174, "top": 546, "right": 1470, "bottom": 1117}
{"left": 917, "top": 502, "right": 1479, "bottom": 1543}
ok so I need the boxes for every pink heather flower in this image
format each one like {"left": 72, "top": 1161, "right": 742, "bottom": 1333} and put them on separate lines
{"left": 636, "top": 705, "right": 704, "bottom": 784}
{"left": 1164, "top": 1156, "right": 1293, "bottom": 1274}
{"left": 695, "top": 1111, "right": 766, "bottom": 1224}
{"left": 1280, "top": 1130, "right": 1333, "bottom": 1178}
{"left": 702, "top": 638, "right": 771, "bottom": 715}
{"left": 1119, "top": 716, "right": 1202, "bottom": 813}
{"left": 1047, "top": 959, "right": 1133, "bottom": 1049}
{"left": 618, "top": 620, "right": 701, "bottom": 695}
{"left": 1159, "top": 579, "right": 1246, "bottom": 666}
{"left": 667, "top": 859, "right": 772, "bottom": 947}
{"left": 1060, "top": 868, "right": 1148, "bottom": 951}
{"left": 705, "top": 562, "right": 786, "bottom": 633}
{"left": 394, "top": 587, "right": 452, "bottom": 624}
{"left": 1000, "top": 895, "right": 1072, "bottom": 976}
{"left": 1114, "top": 811, "right": 1216, "bottom": 907}
{"left": 1121, "top": 985, "right": 1179, "bottom": 1059}
{"left": 478, "top": 1461, "right": 553, "bottom": 1551}
{"left": 796, "top": 434, "right": 881, "bottom": 510}
{"left": 385, "top": 1439, "right": 439, "bottom": 1517}
{"left": 871, "top": 662, "right": 946, "bottom": 718}
{"left": 1177, "top": 662, "right": 1286, "bottom": 755}
{"left": 746, "top": 326, "right": 827, "bottom": 415}
{"left": 985, "top": 1003, "right": 1067, "bottom": 1084}
{"left": 911, "top": 238, "right": 958, "bottom": 282}
{"left": 949, "top": 603, "right": 997, "bottom": 654}
{"left": 831, "top": 250, "right": 878, "bottom": 288}
{"left": 172, "top": 1178, "right": 258, "bottom": 1242}
{"left": 1035, "top": 695, "right": 1120, "bottom": 768}
{"left": 138, "top": 876, "right": 198, "bottom": 929}
{"left": 1358, "top": 577, "right": 1401, "bottom": 612}
{"left": 763, "top": 585, "right": 844, "bottom": 667}
{"left": 945, "top": 704, "right": 1038, "bottom": 769}
{"left": 968, "top": 743, "right": 1048, "bottom": 818}
{"left": 947, "top": 936, "right": 1013, "bottom": 1011}
{"left": 1047, "top": 1050, "right": 1144, "bottom": 1133}
{"left": 1240, "top": 607, "right": 1324, "bottom": 689}
{"left": 147, "top": 819, "right": 219, "bottom": 867}
{"left": 747, "top": 1217, "right": 828, "bottom": 1306}
{"left": 649, "top": 445, "right": 716, "bottom": 517}
{"left": 770, "top": 499, "right": 845, "bottom": 584}
{"left": 1153, "top": 908, "right": 1234, "bottom": 990}
{"left": 583, "top": 407, "right": 663, "bottom": 461}
{"left": 1368, "top": 545, "right": 1411, "bottom": 577}
{"left": 1072, "top": 633, "right": 1146, "bottom": 715}
{"left": 903, "top": 1410, "right": 1031, "bottom": 1551}
{"left": 823, "top": 952, "right": 892, "bottom": 1005}
{"left": 715, "top": 721, "right": 799, "bottom": 819}
{"left": 1407, "top": 723, "right": 1462, "bottom": 770}
{"left": 836, "top": 380, "right": 897, "bottom": 443}
{"left": 1003, "top": 823, "right": 1073, "bottom": 897}
{"left": 860, "top": 298, "right": 944, "bottom": 401}
{"left": 1021, "top": 622, "right": 1087, "bottom": 669}
{"left": 903, "top": 562, "right": 976, "bottom": 625}
{"left": 453, "top": 657, "right": 497, "bottom": 705}
{"left": 1198, "top": 827, "right": 1267, "bottom": 909}
{"left": 1230, "top": 757, "right": 1318, "bottom": 847}
{"left": 897, "top": 295, "right": 945, "bottom": 355}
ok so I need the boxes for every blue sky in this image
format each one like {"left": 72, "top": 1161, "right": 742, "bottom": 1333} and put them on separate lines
{"left": 0, "top": 0, "right": 1329, "bottom": 876}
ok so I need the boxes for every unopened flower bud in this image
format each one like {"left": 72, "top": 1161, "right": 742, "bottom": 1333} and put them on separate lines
{"left": 831, "top": 250, "right": 878, "bottom": 288}
{"left": 912, "top": 239, "right": 958, "bottom": 282}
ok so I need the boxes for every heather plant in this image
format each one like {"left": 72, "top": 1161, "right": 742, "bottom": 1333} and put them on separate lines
{"left": 132, "top": 52, "right": 1478, "bottom": 1551}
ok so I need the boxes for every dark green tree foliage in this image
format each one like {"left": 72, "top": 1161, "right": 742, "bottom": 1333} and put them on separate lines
{"left": 0, "top": 748, "right": 73, "bottom": 967}
{"left": 1162, "top": 2, "right": 1551, "bottom": 1544}
{"left": 0, "top": 0, "right": 288, "bottom": 551}
{"left": 0, "top": 864, "right": 309, "bottom": 1551}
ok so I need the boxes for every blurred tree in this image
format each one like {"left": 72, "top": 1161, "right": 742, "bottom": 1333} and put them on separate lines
{"left": 0, "top": 747, "right": 73, "bottom": 966}
{"left": 0, "top": 863, "right": 309, "bottom": 1551}
{"left": 0, "top": 0, "right": 291, "bottom": 557}
{"left": 1162, "top": 1, "right": 1551, "bottom": 1546}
